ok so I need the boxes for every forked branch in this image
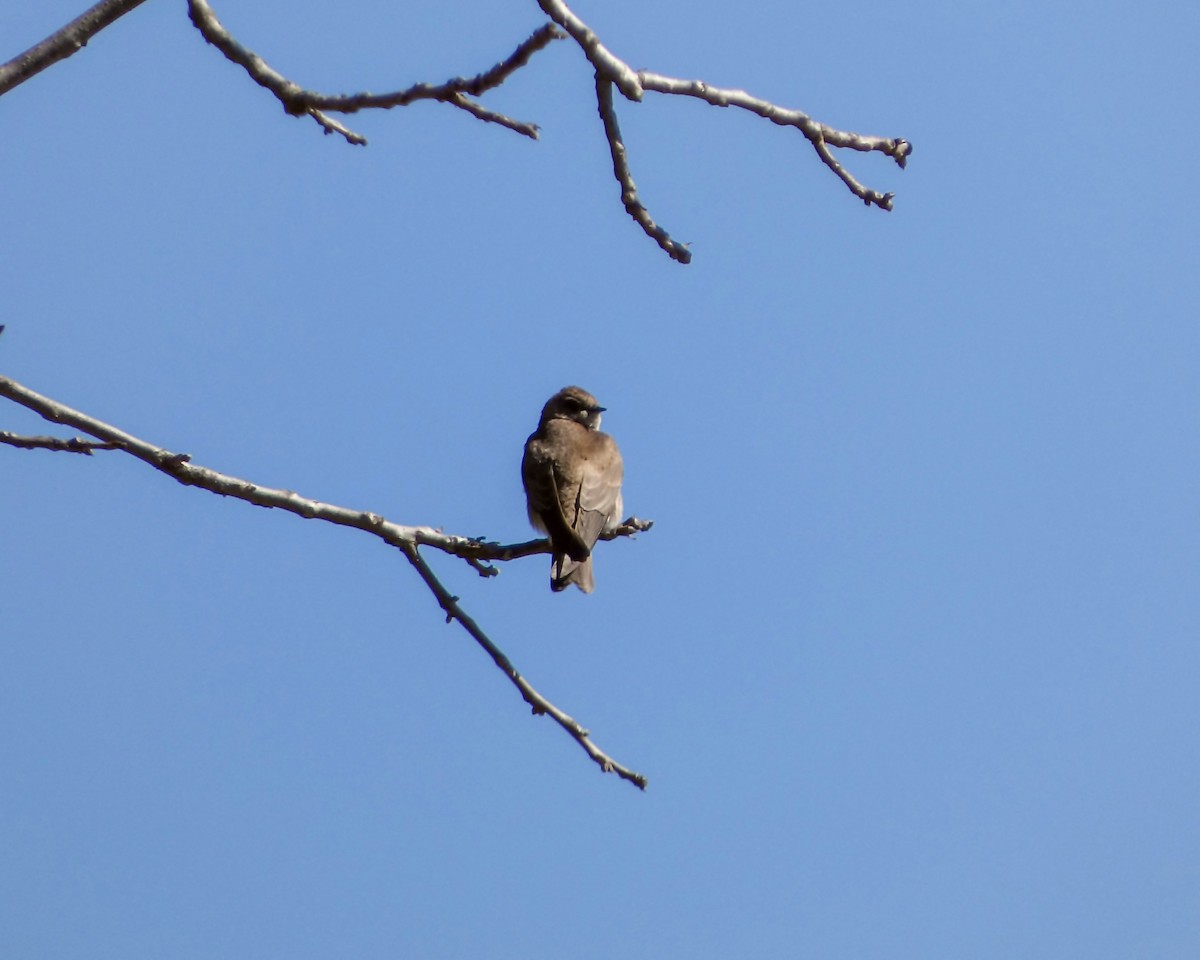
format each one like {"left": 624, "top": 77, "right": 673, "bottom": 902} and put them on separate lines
{"left": 187, "top": 0, "right": 563, "bottom": 143}
{"left": 3, "top": 0, "right": 910, "bottom": 261}
{"left": 0, "top": 373, "right": 650, "bottom": 790}
{"left": 543, "top": 0, "right": 911, "bottom": 260}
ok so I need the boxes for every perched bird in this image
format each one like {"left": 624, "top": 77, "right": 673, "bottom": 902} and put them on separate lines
{"left": 522, "top": 386, "right": 624, "bottom": 593}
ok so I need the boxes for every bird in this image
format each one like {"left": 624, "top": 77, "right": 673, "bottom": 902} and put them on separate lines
{"left": 522, "top": 386, "right": 624, "bottom": 593}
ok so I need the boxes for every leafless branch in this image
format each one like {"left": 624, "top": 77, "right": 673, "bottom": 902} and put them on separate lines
{"left": 3, "top": 1, "right": 910, "bottom": 261}
{"left": 536, "top": 0, "right": 643, "bottom": 102}
{"left": 0, "top": 373, "right": 649, "bottom": 789}
{"left": 187, "top": 0, "right": 562, "bottom": 144}
{"left": 0, "top": 0, "right": 149, "bottom": 97}
{"left": 402, "top": 544, "right": 648, "bottom": 788}
{"left": 0, "top": 431, "right": 122, "bottom": 454}
{"left": 444, "top": 92, "right": 543, "bottom": 139}
{"left": 596, "top": 75, "right": 692, "bottom": 264}
{"left": 464, "top": 517, "right": 655, "bottom": 577}
{"left": 638, "top": 72, "right": 911, "bottom": 209}
{"left": 540, "top": 0, "right": 911, "bottom": 255}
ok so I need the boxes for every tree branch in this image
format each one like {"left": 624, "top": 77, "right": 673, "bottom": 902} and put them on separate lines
{"left": 3, "top": 1, "right": 911, "bottom": 261}
{"left": 535, "top": 0, "right": 643, "bottom": 102}
{"left": 0, "top": 430, "right": 122, "bottom": 454}
{"left": 402, "top": 543, "right": 648, "bottom": 789}
{"left": 187, "top": 0, "right": 562, "bottom": 144}
{"left": 541, "top": 0, "right": 911, "bottom": 256}
{"left": 0, "top": 0, "right": 149, "bottom": 97}
{"left": 638, "top": 71, "right": 910, "bottom": 209}
{"left": 0, "top": 373, "right": 649, "bottom": 789}
{"left": 596, "top": 75, "right": 692, "bottom": 263}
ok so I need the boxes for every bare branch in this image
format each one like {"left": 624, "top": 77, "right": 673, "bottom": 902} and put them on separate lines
{"left": 0, "top": 373, "right": 649, "bottom": 789}
{"left": 402, "top": 544, "right": 648, "bottom": 789}
{"left": 535, "top": 0, "right": 643, "bottom": 101}
{"left": 4, "top": 2, "right": 910, "bottom": 261}
{"left": 542, "top": 0, "right": 911, "bottom": 258}
{"left": 445, "top": 92, "right": 542, "bottom": 140}
{"left": 0, "top": 0, "right": 149, "bottom": 98}
{"left": 596, "top": 76, "right": 692, "bottom": 263}
{"left": 306, "top": 109, "right": 368, "bottom": 146}
{"left": 0, "top": 375, "right": 650, "bottom": 565}
{"left": 461, "top": 516, "right": 654, "bottom": 578}
{"left": 638, "top": 72, "right": 911, "bottom": 209}
{"left": 0, "top": 431, "right": 122, "bottom": 454}
{"left": 187, "top": 0, "right": 562, "bottom": 143}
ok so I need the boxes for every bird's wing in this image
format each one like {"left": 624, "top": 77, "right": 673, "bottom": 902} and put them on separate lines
{"left": 523, "top": 439, "right": 590, "bottom": 561}
{"left": 569, "top": 435, "right": 624, "bottom": 551}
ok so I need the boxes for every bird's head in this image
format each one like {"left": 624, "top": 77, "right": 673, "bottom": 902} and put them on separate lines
{"left": 541, "top": 385, "right": 606, "bottom": 431}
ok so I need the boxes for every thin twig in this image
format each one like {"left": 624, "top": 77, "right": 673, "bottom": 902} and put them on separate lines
{"left": 461, "top": 517, "right": 654, "bottom": 576}
{"left": 447, "top": 93, "right": 542, "bottom": 139}
{"left": 307, "top": 109, "right": 367, "bottom": 145}
{"left": 403, "top": 544, "right": 648, "bottom": 789}
{"left": 0, "top": 0, "right": 149, "bottom": 97}
{"left": 0, "top": 431, "right": 122, "bottom": 454}
{"left": 639, "top": 71, "right": 910, "bottom": 209}
{"left": 0, "top": 373, "right": 649, "bottom": 788}
{"left": 595, "top": 75, "right": 691, "bottom": 264}
{"left": 187, "top": 0, "right": 561, "bottom": 143}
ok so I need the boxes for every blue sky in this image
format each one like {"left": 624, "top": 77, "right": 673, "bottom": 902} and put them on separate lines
{"left": 3, "top": 1, "right": 1198, "bottom": 957}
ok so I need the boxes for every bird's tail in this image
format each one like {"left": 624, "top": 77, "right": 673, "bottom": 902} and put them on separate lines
{"left": 551, "top": 553, "right": 594, "bottom": 593}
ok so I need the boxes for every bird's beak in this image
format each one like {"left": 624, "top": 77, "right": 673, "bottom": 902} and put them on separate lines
{"left": 594, "top": 405, "right": 607, "bottom": 413}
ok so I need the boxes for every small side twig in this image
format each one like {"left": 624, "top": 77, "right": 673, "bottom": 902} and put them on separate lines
{"left": 403, "top": 544, "right": 648, "bottom": 789}
{"left": 0, "top": 373, "right": 650, "bottom": 789}
{"left": 187, "top": 0, "right": 562, "bottom": 144}
{"left": 595, "top": 75, "right": 691, "bottom": 264}
{"left": 455, "top": 516, "right": 653, "bottom": 579}
{"left": 446, "top": 92, "right": 542, "bottom": 139}
{"left": 638, "top": 71, "right": 911, "bottom": 210}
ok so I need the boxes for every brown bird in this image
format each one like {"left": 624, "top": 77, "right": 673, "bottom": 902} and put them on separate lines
{"left": 522, "top": 386, "right": 624, "bottom": 593}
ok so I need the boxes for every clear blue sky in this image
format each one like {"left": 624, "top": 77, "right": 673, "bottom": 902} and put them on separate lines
{"left": 3, "top": 1, "right": 1198, "bottom": 957}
